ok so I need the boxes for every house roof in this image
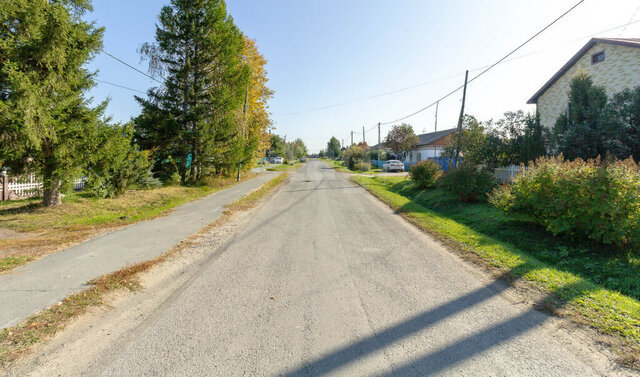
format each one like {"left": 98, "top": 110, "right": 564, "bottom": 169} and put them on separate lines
{"left": 372, "top": 128, "right": 457, "bottom": 150}
{"left": 416, "top": 128, "right": 457, "bottom": 146}
{"left": 527, "top": 38, "right": 640, "bottom": 104}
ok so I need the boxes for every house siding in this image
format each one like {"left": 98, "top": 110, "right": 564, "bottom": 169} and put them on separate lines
{"left": 537, "top": 43, "right": 640, "bottom": 129}
{"left": 405, "top": 133, "right": 456, "bottom": 162}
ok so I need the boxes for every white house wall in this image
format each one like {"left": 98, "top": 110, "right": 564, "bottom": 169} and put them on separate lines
{"left": 405, "top": 146, "right": 444, "bottom": 162}
{"left": 537, "top": 42, "right": 640, "bottom": 129}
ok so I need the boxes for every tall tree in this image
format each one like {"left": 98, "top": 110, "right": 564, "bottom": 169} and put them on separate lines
{"left": 385, "top": 123, "right": 419, "bottom": 160}
{"left": 0, "top": 0, "right": 105, "bottom": 206}
{"left": 134, "top": 0, "right": 249, "bottom": 182}
{"left": 268, "top": 134, "right": 285, "bottom": 158}
{"left": 605, "top": 86, "right": 640, "bottom": 161}
{"left": 327, "top": 137, "right": 341, "bottom": 158}
{"left": 552, "top": 72, "right": 621, "bottom": 160}
{"left": 241, "top": 36, "right": 274, "bottom": 163}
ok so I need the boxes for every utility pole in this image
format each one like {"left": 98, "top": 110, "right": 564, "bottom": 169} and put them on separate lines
{"left": 377, "top": 122, "right": 381, "bottom": 163}
{"left": 454, "top": 70, "right": 469, "bottom": 168}
{"left": 434, "top": 100, "right": 439, "bottom": 133}
{"left": 362, "top": 126, "right": 365, "bottom": 144}
{"left": 342, "top": 139, "right": 344, "bottom": 149}
{"left": 351, "top": 131, "right": 353, "bottom": 146}
{"left": 237, "top": 81, "right": 250, "bottom": 182}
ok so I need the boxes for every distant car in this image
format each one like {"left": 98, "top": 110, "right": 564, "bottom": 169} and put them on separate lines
{"left": 300, "top": 157, "right": 306, "bottom": 163}
{"left": 274, "top": 157, "right": 284, "bottom": 164}
{"left": 382, "top": 160, "right": 405, "bottom": 172}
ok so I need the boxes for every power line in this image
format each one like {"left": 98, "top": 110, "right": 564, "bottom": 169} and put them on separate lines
{"left": 619, "top": 4, "right": 640, "bottom": 36}
{"left": 281, "top": 17, "right": 639, "bottom": 121}
{"left": 379, "top": 0, "right": 584, "bottom": 125}
{"left": 274, "top": 72, "right": 466, "bottom": 117}
{"left": 96, "top": 79, "right": 147, "bottom": 94}
{"left": 100, "top": 49, "right": 163, "bottom": 84}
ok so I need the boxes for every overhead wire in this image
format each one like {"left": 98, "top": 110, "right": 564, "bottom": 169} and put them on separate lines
{"left": 100, "top": 49, "right": 163, "bottom": 84}
{"left": 378, "top": 0, "right": 584, "bottom": 125}
{"left": 96, "top": 79, "right": 147, "bottom": 94}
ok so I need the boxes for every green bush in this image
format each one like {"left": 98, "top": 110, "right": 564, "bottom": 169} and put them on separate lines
{"left": 84, "top": 123, "right": 154, "bottom": 198}
{"left": 342, "top": 145, "right": 368, "bottom": 170}
{"left": 489, "top": 156, "right": 640, "bottom": 248}
{"left": 354, "top": 161, "right": 371, "bottom": 172}
{"left": 439, "top": 164, "right": 496, "bottom": 202}
{"left": 409, "top": 160, "right": 442, "bottom": 189}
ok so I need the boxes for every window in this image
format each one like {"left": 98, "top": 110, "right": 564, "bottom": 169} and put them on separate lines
{"left": 416, "top": 152, "right": 422, "bottom": 162}
{"left": 591, "top": 51, "right": 605, "bottom": 64}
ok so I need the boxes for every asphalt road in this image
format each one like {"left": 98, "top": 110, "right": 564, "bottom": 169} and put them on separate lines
{"left": 34, "top": 161, "right": 613, "bottom": 376}
{"left": 0, "top": 172, "right": 280, "bottom": 329}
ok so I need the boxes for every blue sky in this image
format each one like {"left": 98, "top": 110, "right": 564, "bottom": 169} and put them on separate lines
{"left": 86, "top": 0, "right": 640, "bottom": 152}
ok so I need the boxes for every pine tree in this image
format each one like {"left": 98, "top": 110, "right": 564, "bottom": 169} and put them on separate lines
{"left": 134, "top": 0, "right": 248, "bottom": 183}
{"left": 552, "top": 72, "right": 613, "bottom": 160}
{"left": 0, "top": 0, "right": 105, "bottom": 206}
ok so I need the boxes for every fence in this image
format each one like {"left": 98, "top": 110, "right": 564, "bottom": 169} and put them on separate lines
{"left": 1, "top": 173, "right": 86, "bottom": 201}
{"left": 371, "top": 157, "right": 457, "bottom": 172}
{"left": 493, "top": 165, "right": 527, "bottom": 183}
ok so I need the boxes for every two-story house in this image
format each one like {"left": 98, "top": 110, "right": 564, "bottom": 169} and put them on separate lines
{"left": 527, "top": 37, "right": 640, "bottom": 129}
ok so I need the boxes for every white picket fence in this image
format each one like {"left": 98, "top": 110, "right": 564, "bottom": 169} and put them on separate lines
{"left": 1, "top": 174, "right": 86, "bottom": 200}
{"left": 493, "top": 165, "right": 527, "bottom": 183}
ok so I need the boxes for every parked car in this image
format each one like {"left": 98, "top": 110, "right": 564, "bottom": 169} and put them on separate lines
{"left": 274, "top": 157, "right": 284, "bottom": 164}
{"left": 300, "top": 157, "right": 306, "bottom": 163}
{"left": 382, "top": 160, "right": 405, "bottom": 172}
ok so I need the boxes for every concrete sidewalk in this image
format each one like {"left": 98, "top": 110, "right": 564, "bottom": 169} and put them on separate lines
{"left": 0, "top": 172, "right": 281, "bottom": 328}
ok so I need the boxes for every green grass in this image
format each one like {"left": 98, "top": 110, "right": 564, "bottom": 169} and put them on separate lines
{"left": 352, "top": 175, "right": 640, "bottom": 362}
{"left": 226, "top": 172, "right": 288, "bottom": 211}
{"left": 320, "top": 158, "right": 383, "bottom": 174}
{"left": 266, "top": 163, "right": 304, "bottom": 171}
{"left": 0, "top": 255, "right": 33, "bottom": 272}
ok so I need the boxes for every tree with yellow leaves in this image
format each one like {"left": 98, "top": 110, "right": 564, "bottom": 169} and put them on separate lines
{"left": 241, "top": 36, "right": 274, "bottom": 164}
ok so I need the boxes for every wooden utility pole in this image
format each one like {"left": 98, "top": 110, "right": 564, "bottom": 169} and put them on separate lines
{"left": 377, "top": 122, "right": 381, "bottom": 163}
{"left": 434, "top": 100, "right": 439, "bottom": 133}
{"left": 362, "top": 126, "right": 365, "bottom": 144}
{"left": 238, "top": 81, "right": 250, "bottom": 181}
{"left": 351, "top": 131, "right": 353, "bottom": 146}
{"left": 453, "top": 70, "right": 469, "bottom": 168}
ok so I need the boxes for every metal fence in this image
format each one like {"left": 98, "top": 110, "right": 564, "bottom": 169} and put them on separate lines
{"left": 493, "top": 165, "right": 527, "bottom": 183}
{"left": 1, "top": 173, "right": 86, "bottom": 201}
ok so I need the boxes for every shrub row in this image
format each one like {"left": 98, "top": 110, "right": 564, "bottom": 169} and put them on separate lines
{"left": 489, "top": 156, "right": 640, "bottom": 248}
{"left": 409, "top": 160, "right": 496, "bottom": 202}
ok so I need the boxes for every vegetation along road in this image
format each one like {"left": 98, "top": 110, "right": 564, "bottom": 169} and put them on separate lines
{"left": 11, "top": 160, "right": 630, "bottom": 376}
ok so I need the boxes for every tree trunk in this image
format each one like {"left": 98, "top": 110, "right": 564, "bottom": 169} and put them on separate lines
{"left": 43, "top": 182, "right": 62, "bottom": 206}
{"left": 42, "top": 142, "right": 62, "bottom": 206}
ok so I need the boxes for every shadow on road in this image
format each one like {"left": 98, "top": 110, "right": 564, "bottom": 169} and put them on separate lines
{"left": 278, "top": 266, "right": 593, "bottom": 376}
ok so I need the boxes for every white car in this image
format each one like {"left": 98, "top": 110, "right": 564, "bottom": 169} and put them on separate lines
{"left": 274, "top": 157, "right": 284, "bottom": 164}
{"left": 382, "top": 160, "right": 405, "bottom": 172}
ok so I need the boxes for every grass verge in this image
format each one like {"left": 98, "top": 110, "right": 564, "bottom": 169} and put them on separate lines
{"left": 0, "top": 174, "right": 255, "bottom": 272}
{"left": 320, "top": 158, "right": 383, "bottom": 174}
{"left": 226, "top": 172, "right": 288, "bottom": 212}
{"left": 266, "top": 163, "right": 304, "bottom": 172}
{"left": 352, "top": 175, "right": 640, "bottom": 368}
{"left": 0, "top": 172, "right": 288, "bottom": 367}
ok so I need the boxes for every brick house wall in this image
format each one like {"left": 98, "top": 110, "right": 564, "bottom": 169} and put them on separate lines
{"left": 536, "top": 42, "right": 640, "bottom": 129}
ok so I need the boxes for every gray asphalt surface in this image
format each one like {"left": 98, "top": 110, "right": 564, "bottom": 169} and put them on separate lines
{"left": 76, "top": 160, "right": 605, "bottom": 376}
{"left": 0, "top": 172, "right": 280, "bottom": 328}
